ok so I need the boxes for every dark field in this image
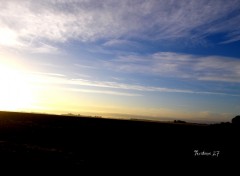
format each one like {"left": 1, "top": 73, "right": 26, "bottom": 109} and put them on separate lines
{"left": 0, "top": 111, "right": 239, "bottom": 172}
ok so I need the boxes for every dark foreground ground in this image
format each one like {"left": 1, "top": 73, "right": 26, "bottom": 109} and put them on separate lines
{"left": 0, "top": 111, "right": 239, "bottom": 173}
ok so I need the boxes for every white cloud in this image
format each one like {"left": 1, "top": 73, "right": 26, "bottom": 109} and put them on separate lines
{"left": 74, "top": 64, "right": 97, "bottom": 69}
{"left": 22, "top": 70, "right": 240, "bottom": 97}
{"left": 220, "top": 34, "right": 240, "bottom": 44}
{"left": 29, "top": 71, "right": 66, "bottom": 77}
{"left": 206, "top": 13, "right": 240, "bottom": 44}
{"left": 102, "top": 39, "right": 140, "bottom": 48}
{"left": 67, "top": 78, "right": 240, "bottom": 96}
{"left": 0, "top": 27, "right": 59, "bottom": 53}
{"left": 0, "top": 0, "right": 240, "bottom": 49}
{"left": 103, "top": 52, "right": 240, "bottom": 83}
{"left": 29, "top": 42, "right": 59, "bottom": 54}
{"left": 64, "top": 88, "right": 142, "bottom": 97}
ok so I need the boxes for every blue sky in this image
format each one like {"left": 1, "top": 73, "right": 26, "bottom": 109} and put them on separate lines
{"left": 0, "top": 0, "right": 240, "bottom": 123}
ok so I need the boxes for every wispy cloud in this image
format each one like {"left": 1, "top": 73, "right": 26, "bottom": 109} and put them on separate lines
{"left": 64, "top": 88, "right": 142, "bottom": 97}
{"left": 68, "top": 78, "right": 240, "bottom": 96}
{"left": 23, "top": 71, "right": 239, "bottom": 96}
{"left": 29, "top": 42, "right": 59, "bottom": 54}
{"left": 220, "top": 30, "right": 240, "bottom": 44}
{"left": 74, "top": 64, "right": 97, "bottom": 69}
{"left": 103, "top": 52, "right": 240, "bottom": 83}
{"left": 30, "top": 71, "right": 66, "bottom": 77}
{"left": 220, "top": 35, "right": 240, "bottom": 44}
{"left": 73, "top": 73, "right": 92, "bottom": 78}
{"left": 206, "top": 13, "right": 240, "bottom": 44}
{"left": 102, "top": 39, "right": 140, "bottom": 48}
{"left": 0, "top": 0, "right": 240, "bottom": 51}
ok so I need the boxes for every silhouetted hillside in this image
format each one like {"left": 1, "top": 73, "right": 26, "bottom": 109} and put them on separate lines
{"left": 0, "top": 111, "right": 239, "bottom": 173}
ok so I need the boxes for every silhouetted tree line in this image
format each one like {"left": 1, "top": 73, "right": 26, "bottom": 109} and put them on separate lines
{"left": 174, "top": 120, "right": 186, "bottom": 123}
{"left": 211, "top": 115, "right": 240, "bottom": 127}
{"left": 173, "top": 115, "right": 240, "bottom": 126}
{"left": 232, "top": 115, "right": 240, "bottom": 126}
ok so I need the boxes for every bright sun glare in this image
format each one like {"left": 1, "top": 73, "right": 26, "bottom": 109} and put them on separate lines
{"left": 0, "top": 28, "right": 18, "bottom": 47}
{"left": 0, "top": 63, "right": 35, "bottom": 111}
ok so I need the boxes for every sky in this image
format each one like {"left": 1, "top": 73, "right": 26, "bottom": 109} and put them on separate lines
{"left": 0, "top": 0, "right": 240, "bottom": 123}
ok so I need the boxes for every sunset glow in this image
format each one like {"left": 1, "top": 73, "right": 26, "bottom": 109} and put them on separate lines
{"left": 0, "top": 0, "right": 240, "bottom": 123}
{"left": 0, "top": 63, "right": 35, "bottom": 111}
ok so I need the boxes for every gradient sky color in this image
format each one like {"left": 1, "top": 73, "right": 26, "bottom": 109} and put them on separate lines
{"left": 0, "top": 0, "right": 240, "bottom": 123}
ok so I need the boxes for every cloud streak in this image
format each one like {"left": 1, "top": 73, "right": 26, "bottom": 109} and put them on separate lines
{"left": 103, "top": 52, "right": 240, "bottom": 83}
{"left": 68, "top": 78, "right": 240, "bottom": 97}
{"left": 24, "top": 71, "right": 240, "bottom": 97}
{"left": 0, "top": 0, "right": 240, "bottom": 51}
{"left": 63, "top": 88, "right": 142, "bottom": 97}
